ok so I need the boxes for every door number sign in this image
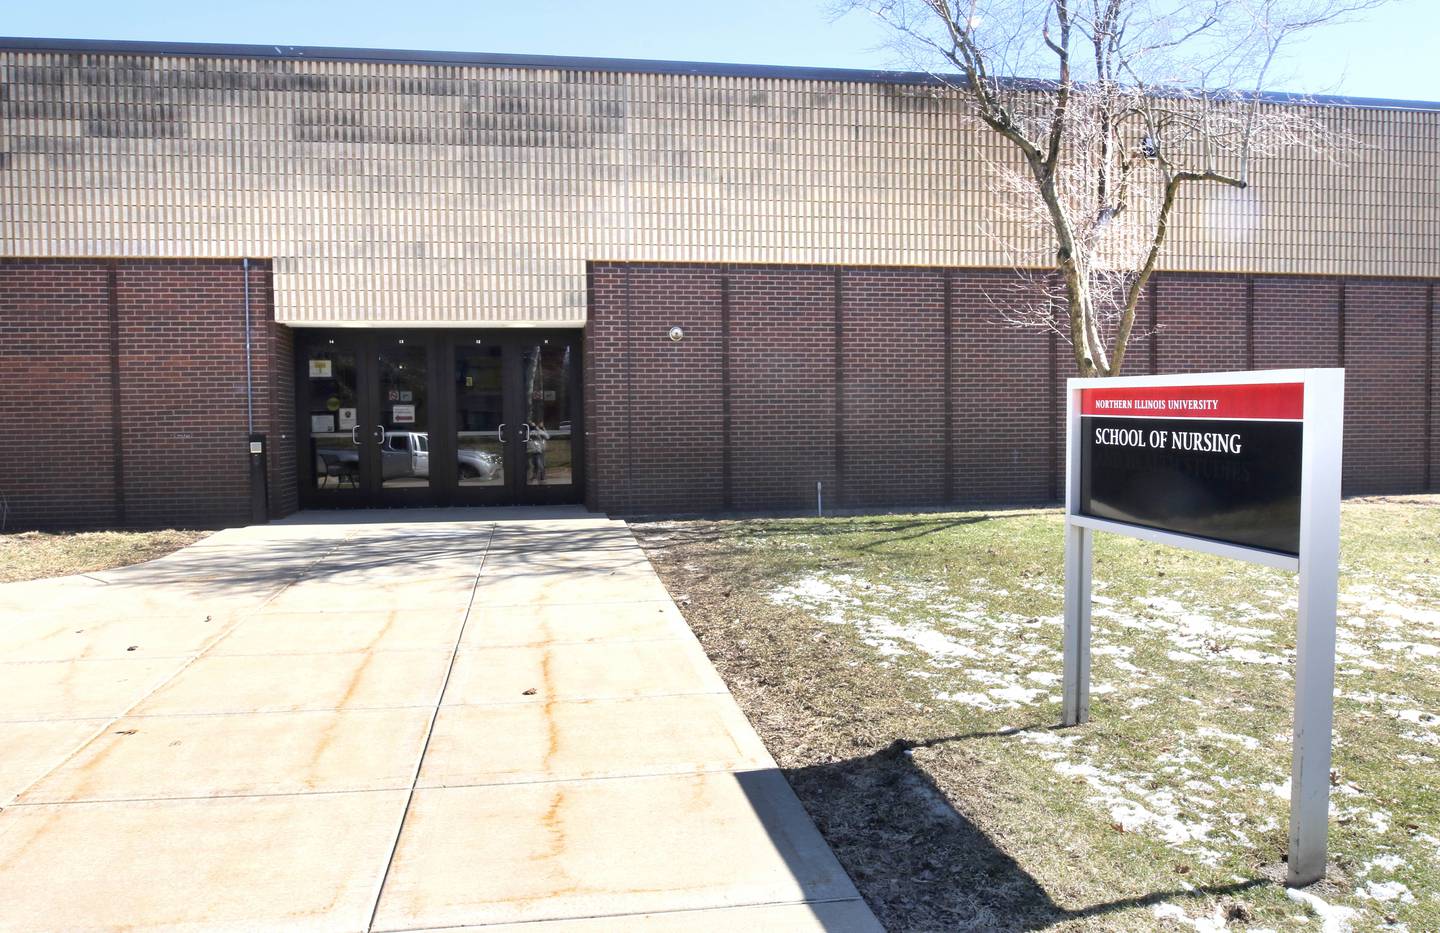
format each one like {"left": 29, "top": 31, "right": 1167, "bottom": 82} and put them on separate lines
{"left": 1064, "top": 369, "right": 1343, "bottom": 886}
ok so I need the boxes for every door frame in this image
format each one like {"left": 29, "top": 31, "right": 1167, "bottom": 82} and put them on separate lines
{"left": 295, "top": 327, "right": 584, "bottom": 510}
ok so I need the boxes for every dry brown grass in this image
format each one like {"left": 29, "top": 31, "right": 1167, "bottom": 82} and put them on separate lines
{"left": 0, "top": 529, "right": 210, "bottom": 583}
{"left": 635, "top": 497, "right": 1440, "bottom": 932}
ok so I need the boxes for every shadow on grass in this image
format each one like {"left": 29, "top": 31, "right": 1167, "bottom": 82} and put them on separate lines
{"left": 786, "top": 730, "right": 1266, "bottom": 931}
{"left": 634, "top": 510, "right": 1060, "bottom": 559}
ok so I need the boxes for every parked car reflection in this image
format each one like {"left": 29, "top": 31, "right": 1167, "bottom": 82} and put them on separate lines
{"left": 316, "top": 430, "right": 500, "bottom": 483}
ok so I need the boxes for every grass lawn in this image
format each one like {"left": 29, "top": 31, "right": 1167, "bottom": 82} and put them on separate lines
{"left": 634, "top": 495, "right": 1440, "bottom": 932}
{"left": 0, "top": 529, "right": 211, "bottom": 583}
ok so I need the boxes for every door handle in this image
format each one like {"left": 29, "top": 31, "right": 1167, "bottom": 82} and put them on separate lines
{"left": 497, "top": 422, "right": 506, "bottom": 442}
{"left": 374, "top": 425, "right": 385, "bottom": 444}
{"left": 350, "top": 425, "right": 360, "bottom": 445}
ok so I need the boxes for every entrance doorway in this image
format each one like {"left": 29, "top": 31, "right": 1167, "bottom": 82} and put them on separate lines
{"left": 296, "top": 329, "right": 583, "bottom": 508}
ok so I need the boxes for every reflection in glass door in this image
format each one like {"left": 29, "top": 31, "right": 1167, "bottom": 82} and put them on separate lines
{"left": 455, "top": 341, "right": 506, "bottom": 488}
{"left": 378, "top": 337, "right": 429, "bottom": 490}
{"left": 299, "top": 329, "right": 581, "bottom": 508}
{"left": 305, "top": 340, "right": 364, "bottom": 497}
{"left": 521, "top": 340, "right": 576, "bottom": 490}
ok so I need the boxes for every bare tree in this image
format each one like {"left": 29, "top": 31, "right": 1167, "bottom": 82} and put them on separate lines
{"left": 845, "top": 0, "right": 1390, "bottom": 376}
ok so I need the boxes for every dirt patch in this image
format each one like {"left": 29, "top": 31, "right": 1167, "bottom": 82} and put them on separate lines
{"left": 0, "top": 529, "right": 210, "bottom": 583}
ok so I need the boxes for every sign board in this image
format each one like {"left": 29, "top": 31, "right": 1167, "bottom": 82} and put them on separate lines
{"left": 1079, "top": 381, "right": 1303, "bottom": 555}
{"left": 392, "top": 404, "right": 416, "bottom": 424}
{"left": 310, "top": 414, "right": 335, "bottom": 434}
{"left": 1064, "top": 369, "right": 1342, "bottom": 888}
{"left": 337, "top": 407, "right": 357, "bottom": 430}
{"left": 308, "top": 359, "right": 332, "bottom": 379}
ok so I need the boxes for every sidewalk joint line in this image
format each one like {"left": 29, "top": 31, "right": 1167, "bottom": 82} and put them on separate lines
{"left": 364, "top": 522, "right": 497, "bottom": 933}
{"left": 373, "top": 894, "right": 872, "bottom": 931}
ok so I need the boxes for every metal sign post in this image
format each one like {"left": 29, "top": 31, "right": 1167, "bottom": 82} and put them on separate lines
{"left": 1062, "top": 369, "right": 1343, "bottom": 887}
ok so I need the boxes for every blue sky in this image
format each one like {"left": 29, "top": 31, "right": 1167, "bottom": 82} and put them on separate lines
{"left": 5, "top": 0, "right": 1435, "bottom": 102}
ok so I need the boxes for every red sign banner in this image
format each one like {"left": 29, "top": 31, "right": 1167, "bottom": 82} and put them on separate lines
{"left": 1080, "top": 382, "right": 1304, "bottom": 421}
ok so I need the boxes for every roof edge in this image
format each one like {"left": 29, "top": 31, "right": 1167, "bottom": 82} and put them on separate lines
{"left": 3, "top": 35, "right": 1438, "bottom": 112}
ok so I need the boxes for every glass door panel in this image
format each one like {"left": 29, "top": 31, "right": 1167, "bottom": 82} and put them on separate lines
{"left": 304, "top": 342, "right": 364, "bottom": 496}
{"left": 299, "top": 329, "right": 581, "bottom": 508}
{"left": 520, "top": 340, "right": 576, "bottom": 489}
{"left": 378, "top": 338, "right": 429, "bottom": 490}
{"left": 455, "top": 342, "right": 507, "bottom": 487}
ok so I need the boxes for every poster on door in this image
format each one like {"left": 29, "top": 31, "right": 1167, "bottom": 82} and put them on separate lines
{"left": 393, "top": 404, "right": 416, "bottom": 424}
{"left": 337, "top": 407, "right": 357, "bottom": 430}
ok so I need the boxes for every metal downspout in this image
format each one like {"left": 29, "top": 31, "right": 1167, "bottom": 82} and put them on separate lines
{"left": 243, "top": 258, "right": 254, "bottom": 434}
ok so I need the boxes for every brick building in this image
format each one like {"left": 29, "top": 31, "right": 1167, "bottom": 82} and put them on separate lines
{"left": 1, "top": 37, "right": 1437, "bottom": 529}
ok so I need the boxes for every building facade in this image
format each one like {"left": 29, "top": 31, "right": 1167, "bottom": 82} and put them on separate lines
{"left": 1, "top": 38, "right": 1437, "bottom": 528}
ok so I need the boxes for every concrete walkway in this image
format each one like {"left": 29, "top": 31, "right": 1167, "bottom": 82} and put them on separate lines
{"left": 0, "top": 508, "right": 879, "bottom": 932}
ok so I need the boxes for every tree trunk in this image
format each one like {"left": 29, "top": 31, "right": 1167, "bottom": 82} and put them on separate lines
{"left": 1062, "top": 269, "right": 1101, "bottom": 377}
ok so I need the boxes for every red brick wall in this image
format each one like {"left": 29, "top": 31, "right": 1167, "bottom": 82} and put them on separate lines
{"left": 626, "top": 265, "right": 726, "bottom": 513}
{"left": 953, "top": 270, "right": 1054, "bottom": 505}
{"left": 1154, "top": 274, "right": 1249, "bottom": 374}
{"left": 726, "top": 266, "right": 840, "bottom": 512}
{"left": 842, "top": 268, "right": 948, "bottom": 507}
{"left": 6, "top": 258, "right": 1434, "bottom": 527}
{"left": 1343, "top": 280, "right": 1431, "bottom": 494}
{"left": 1253, "top": 277, "right": 1341, "bottom": 369}
{"left": 1431, "top": 284, "right": 1439, "bottom": 493}
{"left": 0, "top": 258, "right": 292, "bottom": 530}
{"left": 587, "top": 262, "right": 1439, "bottom": 514}
{"left": 0, "top": 260, "right": 118, "bottom": 529}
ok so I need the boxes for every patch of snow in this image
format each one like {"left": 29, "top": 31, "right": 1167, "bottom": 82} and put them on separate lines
{"left": 1151, "top": 902, "right": 1227, "bottom": 932}
{"left": 1017, "top": 729, "right": 1077, "bottom": 749}
{"left": 1364, "top": 854, "right": 1405, "bottom": 874}
{"left": 1286, "top": 887, "right": 1357, "bottom": 933}
{"left": 937, "top": 691, "right": 1003, "bottom": 711}
{"left": 1227, "top": 646, "right": 1289, "bottom": 665}
{"left": 861, "top": 615, "right": 986, "bottom": 662}
{"left": 1341, "top": 638, "right": 1381, "bottom": 656}
{"left": 1261, "top": 779, "right": 1291, "bottom": 801}
{"left": 1341, "top": 590, "right": 1440, "bottom": 628}
{"left": 1054, "top": 760, "right": 1214, "bottom": 848}
{"left": 1196, "top": 726, "right": 1262, "bottom": 750}
{"left": 1356, "top": 880, "right": 1414, "bottom": 903}
{"left": 769, "top": 576, "right": 857, "bottom": 606}
{"left": 990, "top": 683, "right": 1047, "bottom": 706}
{"left": 1378, "top": 640, "right": 1440, "bottom": 658}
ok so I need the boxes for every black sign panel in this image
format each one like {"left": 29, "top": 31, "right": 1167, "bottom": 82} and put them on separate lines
{"left": 1080, "top": 416, "right": 1302, "bottom": 555}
